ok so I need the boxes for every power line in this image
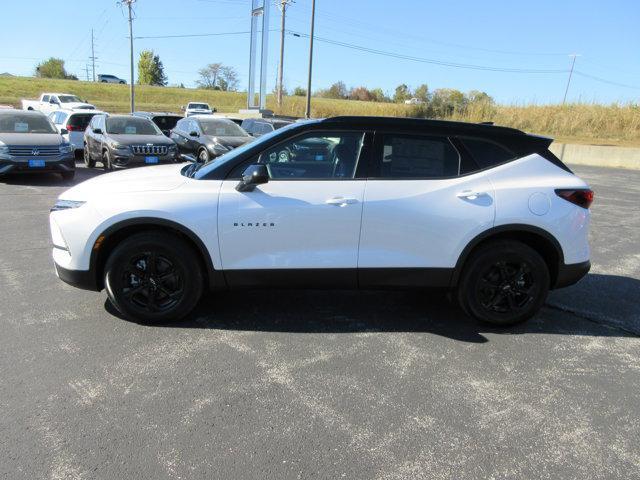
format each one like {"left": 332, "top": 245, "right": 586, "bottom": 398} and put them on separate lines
{"left": 133, "top": 30, "right": 253, "bottom": 39}
{"left": 288, "top": 30, "right": 568, "bottom": 74}
{"left": 573, "top": 71, "right": 640, "bottom": 90}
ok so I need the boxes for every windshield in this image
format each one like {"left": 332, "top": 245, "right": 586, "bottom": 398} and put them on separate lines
{"left": 153, "top": 116, "right": 182, "bottom": 131}
{"left": 106, "top": 117, "right": 162, "bottom": 135}
{"left": 200, "top": 119, "right": 248, "bottom": 137}
{"left": 188, "top": 103, "right": 209, "bottom": 110}
{"left": 58, "top": 95, "right": 83, "bottom": 103}
{"left": 0, "top": 113, "right": 57, "bottom": 133}
{"left": 191, "top": 122, "right": 304, "bottom": 179}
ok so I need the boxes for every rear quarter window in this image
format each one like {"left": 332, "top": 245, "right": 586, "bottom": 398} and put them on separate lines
{"left": 459, "top": 137, "right": 515, "bottom": 170}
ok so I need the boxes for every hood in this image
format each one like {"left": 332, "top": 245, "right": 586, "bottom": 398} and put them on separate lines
{"left": 208, "top": 135, "right": 253, "bottom": 148}
{"left": 0, "top": 133, "right": 62, "bottom": 146}
{"left": 60, "top": 163, "right": 186, "bottom": 200}
{"left": 109, "top": 134, "right": 173, "bottom": 145}
{"left": 65, "top": 103, "right": 95, "bottom": 110}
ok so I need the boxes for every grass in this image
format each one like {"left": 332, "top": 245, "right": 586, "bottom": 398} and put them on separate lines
{"left": 1, "top": 76, "right": 638, "bottom": 146}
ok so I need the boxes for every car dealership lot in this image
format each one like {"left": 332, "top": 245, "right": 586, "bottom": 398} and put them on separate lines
{"left": 1, "top": 165, "right": 638, "bottom": 479}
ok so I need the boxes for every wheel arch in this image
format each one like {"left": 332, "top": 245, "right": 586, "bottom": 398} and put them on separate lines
{"left": 90, "top": 217, "right": 225, "bottom": 291}
{"left": 451, "top": 224, "right": 564, "bottom": 288}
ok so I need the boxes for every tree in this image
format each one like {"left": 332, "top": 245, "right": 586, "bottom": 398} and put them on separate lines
{"left": 349, "top": 86, "right": 374, "bottom": 102}
{"left": 414, "top": 83, "right": 429, "bottom": 102}
{"left": 137, "top": 50, "right": 167, "bottom": 86}
{"left": 219, "top": 66, "right": 240, "bottom": 92}
{"left": 467, "top": 90, "right": 493, "bottom": 104}
{"left": 317, "top": 81, "right": 348, "bottom": 99}
{"left": 430, "top": 88, "right": 467, "bottom": 115}
{"left": 35, "top": 58, "right": 74, "bottom": 79}
{"left": 292, "top": 86, "right": 307, "bottom": 96}
{"left": 393, "top": 84, "right": 411, "bottom": 103}
{"left": 370, "top": 88, "right": 389, "bottom": 103}
{"left": 197, "top": 63, "right": 239, "bottom": 91}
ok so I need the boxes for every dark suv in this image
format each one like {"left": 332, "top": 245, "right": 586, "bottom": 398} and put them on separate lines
{"left": 240, "top": 117, "right": 293, "bottom": 137}
{"left": 83, "top": 115, "right": 178, "bottom": 170}
{"left": 132, "top": 111, "right": 183, "bottom": 137}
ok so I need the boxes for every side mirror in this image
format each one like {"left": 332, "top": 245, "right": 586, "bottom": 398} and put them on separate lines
{"left": 93, "top": 128, "right": 103, "bottom": 135}
{"left": 236, "top": 164, "right": 268, "bottom": 192}
{"left": 60, "top": 128, "right": 68, "bottom": 135}
{"left": 189, "top": 131, "right": 199, "bottom": 137}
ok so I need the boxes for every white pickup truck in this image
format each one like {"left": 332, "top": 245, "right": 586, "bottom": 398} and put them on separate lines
{"left": 22, "top": 93, "right": 96, "bottom": 114}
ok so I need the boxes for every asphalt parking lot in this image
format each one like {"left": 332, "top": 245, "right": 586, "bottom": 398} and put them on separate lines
{"left": 1, "top": 164, "right": 638, "bottom": 479}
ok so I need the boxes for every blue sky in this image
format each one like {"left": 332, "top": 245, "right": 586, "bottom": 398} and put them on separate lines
{"left": 1, "top": 0, "right": 638, "bottom": 104}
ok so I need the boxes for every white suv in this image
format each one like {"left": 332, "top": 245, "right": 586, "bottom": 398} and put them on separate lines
{"left": 50, "top": 117, "right": 592, "bottom": 325}
{"left": 183, "top": 102, "right": 215, "bottom": 117}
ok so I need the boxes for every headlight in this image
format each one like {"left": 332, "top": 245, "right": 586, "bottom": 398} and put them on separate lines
{"left": 51, "top": 200, "right": 86, "bottom": 212}
{"left": 109, "top": 142, "right": 128, "bottom": 150}
{"left": 168, "top": 144, "right": 178, "bottom": 152}
{"left": 212, "top": 144, "right": 229, "bottom": 153}
{"left": 0, "top": 141, "right": 9, "bottom": 155}
{"left": 59, "top": 143, "right": 73, "bottom": 154}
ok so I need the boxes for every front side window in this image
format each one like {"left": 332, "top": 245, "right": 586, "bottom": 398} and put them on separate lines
{"left": 106, "top": 117, "right": 161, "bottom": 135}
{"left": 42, "top": 95, "right": 50, "bottom": 102}
{"left": 375, "top": 134, "right": 460, "bottom": 178}
{"left": 258, "top": 131, "right": 365, "bottom": 180}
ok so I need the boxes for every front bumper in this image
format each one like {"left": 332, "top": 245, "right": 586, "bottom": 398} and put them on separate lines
{"left": 109, "top": 150, "right": 179, "bottom": 168}
{"left": 54, "top": 260, "right": 99, "bottom": 291}
{"left": 553, "top": 260, "right": 591, "bottom": 289}
{"left": 0, "top": 156, "right": 75, "bottom": 176}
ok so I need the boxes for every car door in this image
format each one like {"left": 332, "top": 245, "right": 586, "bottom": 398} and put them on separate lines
{"left": 357, "top": 131, "right": 495, "bottom": 287}
{"left": 217, "top": 130, "right": 371, "bottom": 287}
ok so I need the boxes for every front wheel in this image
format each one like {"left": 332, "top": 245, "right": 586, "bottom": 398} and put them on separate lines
{"left": 84, "top": 144, "right": 95, "bottom": 168}
{"left": 102, "top": 150, "right": 113, "bottom": 171}
{"left": 457, "top": 240, "right": 549, "bottom": 326}
{"left": 197, "top": 148, "right": 210, "bottom": 163}
{"left": 104, "top": 232, "right": 203, "bottom": 323}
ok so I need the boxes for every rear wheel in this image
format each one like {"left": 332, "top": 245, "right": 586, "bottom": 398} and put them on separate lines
{"left": 104, "top": 232, "right": 203, "bottom": 323}
{"left": 83, "top": 144, "right": 95, "bottom": 168}
{"left": 457, "top": 240, "right": 549, "bottom": 326}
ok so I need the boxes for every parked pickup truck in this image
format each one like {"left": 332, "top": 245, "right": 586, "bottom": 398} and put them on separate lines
{"left": 22, "top": 93, "right": 95, "bottom": 114}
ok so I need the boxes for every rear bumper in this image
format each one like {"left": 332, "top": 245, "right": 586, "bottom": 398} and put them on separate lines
{"left": 0, "top": 157, "right": 75, "bottom": 175}
{"left": 553, "top": 260, "right": 590, "bottom": 289}
{"left": 54, "top": 261, "right": 99, "bottom": 291}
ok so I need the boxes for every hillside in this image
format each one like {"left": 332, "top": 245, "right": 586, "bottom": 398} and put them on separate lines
{"left": 1, "top": 76, "right": 638, "bottom": 146}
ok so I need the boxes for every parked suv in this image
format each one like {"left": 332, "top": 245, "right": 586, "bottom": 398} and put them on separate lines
{"left": 51, "top": 116, "right": 592, "bottom": 325}
{"left": 241, "top": 117, "right": 293, "bottom": 137}
{"left": 170, "top": 116, "right": 253, "bottom": 162}
{"left": 83, "top": 114, "right": 178, "bottom": 170}
{"left": 98, "top": 74, "right": 126, "bottom": 84}
{"left": 133, "top": 111, "right": 183, "bottom": 137}
{"left": 0, "top": 110, "right": 74, "bottom": 180}
{"left": 49, "top": 109, "right": 106, "bottom": 158}
{"left": 183, "top": 102, "right": 215, "bottom": 117}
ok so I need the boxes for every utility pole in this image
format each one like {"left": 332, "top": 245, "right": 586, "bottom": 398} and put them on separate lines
{"left": 121, "top": 0, "right": 136, "bottom": 113}
{"left": 562, "top": 54, "right": 579, "bottom": 105}
{"left": 304, "top": 0, "right": 316, "bottom": 119}
{"left": 276, "top": 0, "right": 293, "bottom": 108}
{"left": 90, "top": 29, "right": 97, "bottom": 82}
{"left": 85, "top": 65, "right": 90, "bottom": 82}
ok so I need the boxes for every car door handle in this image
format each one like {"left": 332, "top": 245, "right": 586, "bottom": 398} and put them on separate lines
{"left": 326, "top": 197, "right": 358, "bottom": 206}
{"left": 457, "top": 190, "right": 487, "bottom": 200}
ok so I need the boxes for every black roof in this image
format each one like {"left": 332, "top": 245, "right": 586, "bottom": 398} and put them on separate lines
{"left": 314, "top": 116, "right": 553, "bottom": 151}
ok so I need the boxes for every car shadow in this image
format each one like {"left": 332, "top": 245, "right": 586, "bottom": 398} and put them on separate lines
{"left": 1, "top": 163, "right": 104, "bottom": 187}
{"left": 105, "top": 273, "right": 640, "bottom": 343}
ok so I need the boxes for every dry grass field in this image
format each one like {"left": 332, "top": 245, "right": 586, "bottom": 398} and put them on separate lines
{"left": 1, "top": 76, "right": 638, "bottom": 146}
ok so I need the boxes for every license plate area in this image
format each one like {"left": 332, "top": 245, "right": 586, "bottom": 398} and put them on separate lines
{"left": 145, "top": 156, "right": 159, "bottom": 164}
{"left": 28, "top": 159, "right": 46, "bottom": 168}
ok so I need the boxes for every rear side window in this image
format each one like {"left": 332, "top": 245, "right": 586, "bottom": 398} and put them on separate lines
{"left": 375, "top": 134, "right": 460, "bottom": 178}
{"left": 459, "top": 137, "right": 515, "bottom": 169}
{"left": 67, "top": 114, "right": 95, "bottom": 130}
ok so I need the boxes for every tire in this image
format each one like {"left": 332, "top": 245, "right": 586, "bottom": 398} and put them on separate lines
{"left": 457, "top": 240, "right": 549, "bottom": 326}
{"left": 197, "top": 147, "right": 210, "bottom": 163}
{"left": 119, "top": 81, "right": 125, "bottom": 84}
{"left": 104, "top": 232, "right": 203, "bottom": 323}
{"left": 60, "top": 171, "right": 75, "bottom": 181}
{"left": 84, "top": 144, "right": 95, "bottom": 168}
{"left": 101, "top": 80, "right": 108, "bottom": 83}
{"left": 102, "top": 150, "right": 113, "bottom": 171}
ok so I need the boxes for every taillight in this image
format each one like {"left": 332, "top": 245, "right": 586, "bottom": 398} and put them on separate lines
{"left": 66, "top": 124, "right": 78, "bottom": 131}
{"left": 555, "top": 189, "right": 594, "bottom": 209}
